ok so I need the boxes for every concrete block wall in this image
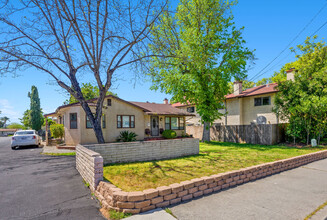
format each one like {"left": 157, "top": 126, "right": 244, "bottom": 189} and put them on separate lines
{"left": 95, "top": 150, "right": 327, "bottom": 214}
{"left": 84, "top": 138, "right": 199, "bottom": 164}
{"left": 76, "top": 144, "right": 103, "bottom": 191}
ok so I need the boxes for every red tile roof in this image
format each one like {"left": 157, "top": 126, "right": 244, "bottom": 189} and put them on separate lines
{"left": 173, "top": 83, "right": 279, "bottom": 107}
{"left": 130, "top": 102, "right": 194, "bottom": 116}
{"left": 226, "top": 83, "right": 278, "bottom": 99}
{"left": 0, "top": 129, "right": 18, "bottom": 132}
{"left": 45, "top": 95, "right": 194, "bottom": 117}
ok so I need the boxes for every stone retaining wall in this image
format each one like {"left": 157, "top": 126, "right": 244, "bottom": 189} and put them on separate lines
{"left": 95, "top": 150, "right": 327, "bottom": 214}
{"left": 84, "top": 138, "right": 199, "bottom": 164}
{"left": 76, "top": 144, "right": 103, "bottom": 191}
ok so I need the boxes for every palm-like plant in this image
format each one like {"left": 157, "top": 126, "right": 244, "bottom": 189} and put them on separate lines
{"left": 117, "top": 131, "right": 138, "bottom": 142}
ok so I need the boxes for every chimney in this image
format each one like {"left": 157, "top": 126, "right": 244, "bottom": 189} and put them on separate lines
{"left": 163, "top": 98, "right": 169, "bottom": 104}
{"left": 234, "top": 81, "right": 242, "bottom": 95}
{"left": 286, "top": 68, "right": 295, "bottom": 81}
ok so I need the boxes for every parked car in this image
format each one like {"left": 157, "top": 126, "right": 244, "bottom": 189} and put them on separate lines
{"left": 11, "top": 130, "right": 41, "bottom": 150}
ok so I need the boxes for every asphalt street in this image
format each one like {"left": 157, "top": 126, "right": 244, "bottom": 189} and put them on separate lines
{"left": 0, "top": 137, "right": 104, "bottom": 220}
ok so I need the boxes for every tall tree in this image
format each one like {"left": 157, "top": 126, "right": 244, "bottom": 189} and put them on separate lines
{"left": 148, "top": 0, "right": 254, "bottom": 141}
{"left": 28, "top": 86, "right": 43, "bottom": 131}
{"left": 274, "top": 36, "right": 327, "bottom": 145}
{"left": 0, "top": 0, "right": 168, "bottom": 143}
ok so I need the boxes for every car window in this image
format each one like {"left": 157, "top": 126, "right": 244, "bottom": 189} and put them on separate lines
{"left": 16, "top": 131, "right": 34, "bottom": 135}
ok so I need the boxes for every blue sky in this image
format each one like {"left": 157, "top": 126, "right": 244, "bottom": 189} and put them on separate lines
{"left": 0, "top": 0, "right": 326, "bottom": 123}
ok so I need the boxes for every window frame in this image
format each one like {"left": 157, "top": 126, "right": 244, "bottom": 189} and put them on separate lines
{"left": 102, "top": 114, "right": 106, "bottom": 129}
{"left": 262, "top": 96, "right": 271, "bottom": 106}
{"left": 85, "top": 114, "right": 94, "bottom": 129}
{"left": 107, "top": 99, "right": 112, "bottom": 106}
{"left": 86, "top": 114, "right": 106, "bottom": 129}
{"left": 254, "top": 96, "right": 271, "bottom": 107}
{"left": 187, "top": 106, "right": 195, "bottom": 113}
{"left": 165, "top": 117, "right": 185, "bottom": 130}
{"left": 117, "top": 115, "right": 135, "bottom": 128}
{"left": 69, "top": 113, "right": 78, "bottom": 129}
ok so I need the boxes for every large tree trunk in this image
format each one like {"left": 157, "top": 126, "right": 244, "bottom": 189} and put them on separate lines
{"left": 93, "top": 118, "right": 105, "bottom": 144}
{"left": 202, "top": 121, "right": 211, "bottom": 142}
{"left": 83, "top": 105, "right": 105, "bottom": 144}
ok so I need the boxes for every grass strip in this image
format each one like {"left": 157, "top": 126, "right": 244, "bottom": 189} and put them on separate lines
{"left": 42, "top": 152, "right": 76, "bottom": 156}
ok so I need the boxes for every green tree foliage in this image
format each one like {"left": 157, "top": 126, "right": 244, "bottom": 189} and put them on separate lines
{"left": 64, "top": 83, "right": 117, "bottom": 104}
{"left": 256, "top": 70, "right": 287, "bottom": 86}
{"left": 0, "top": 116, "right": 9, "bottom": 128}
{"left": 28, "top": 86, "right": 44, "bottom": 131}
{"left": 7, "top": 123, "right": 25, "bottom": 130}
{"left": 50, "top": 124, "right": 64, "bottom": 140}
{"left": 148, "top": 0, "right": 254, "bottom": 141}
{"left": 274, "top": 36, "right": 327, "bottom": 145}
{"left": 20, "top": 110, "right": 31, "bottom": 129}
{"left": 43, "top": 118, "right": 56, "bottom": 127}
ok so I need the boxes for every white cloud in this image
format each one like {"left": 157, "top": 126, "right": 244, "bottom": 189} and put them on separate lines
{"left": 0, "top": 99, "right": 21, "bottom": 123}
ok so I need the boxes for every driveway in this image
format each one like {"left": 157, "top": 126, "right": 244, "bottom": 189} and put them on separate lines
{"left": 0, "top": 137, "right": 104, "bottom": 220}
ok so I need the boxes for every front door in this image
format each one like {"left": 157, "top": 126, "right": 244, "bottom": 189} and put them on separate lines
{"left": 151, "top": 116, "right": 159, "bottom": 136}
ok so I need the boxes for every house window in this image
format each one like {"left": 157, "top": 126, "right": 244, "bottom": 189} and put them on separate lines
{"left": 117, "top": 115, "right": 135, "bottom": 128}
{"left": 86, "top": 114, "right": 106, "bottom": 129}
{"left": 70, "top": 113, "right": 77, "bottom": 129}
{"left": 86, "top": 114, "right": 94, "bottom": 129}
{"left": 102, "top": 114, "right": 106, "bottom": 129}
{"left": 165, "top": 117, "right": 185, "bottom": 130}
{"left": 262, "top": 97, "right": 271, "bottom": 105}
{"left": 107, "top": 99, "right": 112, "bottom": 106}
{"left": 62, "top": 115, "right": 64, "bottom": 126}
{"left": 187, "top": 106, "right": 195, "bottom": 113}
{"left": 254, "top": 97, "right": 270, "bottom": 106}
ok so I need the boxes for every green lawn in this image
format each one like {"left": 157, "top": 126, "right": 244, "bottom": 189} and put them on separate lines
{"left": 42, "top": 152, "right": 76, "bottom": 156}
{"left": 103, "top": 141, "right": 326, "bottom": 191}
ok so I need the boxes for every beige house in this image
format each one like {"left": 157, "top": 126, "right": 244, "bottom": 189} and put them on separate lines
{"left": 45, "top": 96, "right": 193, "bottom": 145}
{"left": 173, "top": 69, "right": 294, "bottom": 126}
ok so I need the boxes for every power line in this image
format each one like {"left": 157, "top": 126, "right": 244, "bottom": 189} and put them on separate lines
{"left": 310, "top": 20, "right": 327, "bottom": 37}
{"left": 246, "top": 1, "right": 327, "bottom": 83}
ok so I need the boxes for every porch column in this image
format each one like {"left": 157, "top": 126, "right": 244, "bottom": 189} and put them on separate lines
{"left": 45, "top": 116, "right": 49, "bottom": 146}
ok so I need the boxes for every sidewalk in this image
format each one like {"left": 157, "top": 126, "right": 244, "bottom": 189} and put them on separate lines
{"left": 127, "top": 158, "right": 327, "bottom": 220}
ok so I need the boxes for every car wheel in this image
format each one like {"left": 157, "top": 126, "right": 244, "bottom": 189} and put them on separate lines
{"left": 11, "top": 146, "right": 16, "bottom": 150}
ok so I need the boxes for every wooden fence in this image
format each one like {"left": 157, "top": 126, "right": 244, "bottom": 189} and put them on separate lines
{"left": 186, "top": 123, "right": 286, "bottom": 145}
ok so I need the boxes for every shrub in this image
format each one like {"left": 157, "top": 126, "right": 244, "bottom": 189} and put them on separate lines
{"left": 50, "top": 123, "right": 64, "bottom": 140}
{"left": 117, "top": 131, "right": 137, "bottom": 142}
{"left": 162, "top": 129, "right": 176, "bottom": 139}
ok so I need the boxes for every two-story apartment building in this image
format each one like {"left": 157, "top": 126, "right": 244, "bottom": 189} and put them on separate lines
{"left": 172, "top": 69, "right": 295, "bottom": 126}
